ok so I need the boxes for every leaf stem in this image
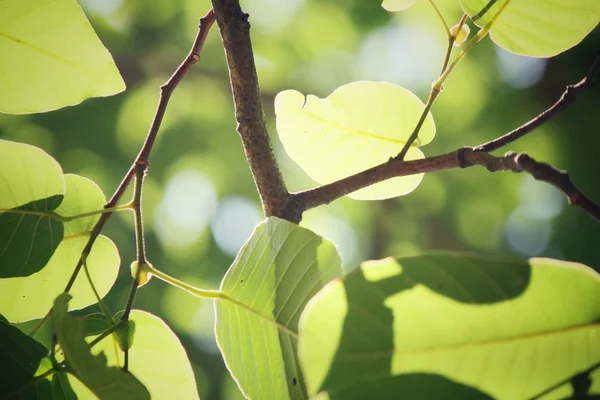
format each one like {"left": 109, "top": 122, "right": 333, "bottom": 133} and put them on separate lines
{"left": 143, "top": 262, "right": 223, "bottom": 300}
{"left": 426, "top": 0, "right": 451, "bottom": 38}
{"left": 82, "top": 259, "right": 113, "bottom": 321}
{"left": 433, "top": 0, "right": 512, "bottom": 91}
{"left": 61, "top": 203, "right": 133, "bottom": 222}
{"left": 0, "top": 203, "right": 131, "bottom": 222}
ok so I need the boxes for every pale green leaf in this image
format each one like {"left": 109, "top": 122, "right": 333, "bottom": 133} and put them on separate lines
{"left": 382, "top": 0, "right": 419, "bottom": 12}
{"left": 0, "top": 235, "right": 119, "bottom": 323}
{"left": 275, "top": 81, "right": 435, "bottom": 200}
{"left": 459, "top": 0, "right": 600, "bottom": 57}
{"left": 53, "top": 294, "right": 150, "bottom": 400}
{"left": 0, "top": 140, "right": 64, "bottom": 209}
{"left": 55, "top": 174, "right": 107, "bottom": 237}
{"left": 215, "top": 217, "right": 343, "bottom": 399}
{"left": 299, "top": 253, "right": 600, "bottom": 399}
{"left": 69, "top": 310, "right": 198, "bottom": 400}
{"left": 0, "top": 139, "right": 65, "bottom": 277}
{"left": 0, "top": 0, "right": 126, "bottom": 114}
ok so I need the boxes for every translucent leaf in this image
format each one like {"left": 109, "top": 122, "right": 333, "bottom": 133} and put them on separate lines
{"left": 0, "top": 174, "right": 118, "bottom": 322}
{"left": 0, "top": 140, "right": 65, "bottom": 277}
{"left": 275, "top": 81, "right": 435, "bottom": 200}
{"left": 70, "top": 310, "right": 199, "bottom": 400}
{"left": 382, "top": 0, "right": 419, "bottom": 12}
{"left": 0, "top": 0, "right": 126, "bottom": 114}
{"left": 53, "top": 294, "right": 150, "bottom": 400}
{"left": 215, "top": 217, "right": 343, "bottom": 399}
{"left": 299, "top": 254, "right": 600, "bottom": 399}
{"left": 459, "top": 0, "right": 600, "bottom": 57}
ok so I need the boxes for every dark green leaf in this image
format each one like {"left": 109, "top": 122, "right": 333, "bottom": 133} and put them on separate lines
{"left": 0, "top": 315, "right": 54, "bottom": 399}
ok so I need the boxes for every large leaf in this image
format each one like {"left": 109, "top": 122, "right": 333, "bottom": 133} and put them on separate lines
{"left": 0, "top": 140, "right": 65, "bottom": 277}
{"left": 0, "top": 175, "right": 119, "bottom": 322}
{"left": 0, "top": 0, "right": 125, "bottom": 114}
{"left": 215, "top": 217, "right": 343, "bottom": 399}
{"left": 299, "top": 254, "right": 600, "bottom": 399}
{"left": 275, "top": 81, "right": 435, "bottom": 200}
{"left": 69, "top": 310, "right": 199, "bottom": 400}
{"left": 53, "top": 294, "right": 150, "bottom": 400}
{"left": 459, "top": 0, "right": 600, "bottom": 57}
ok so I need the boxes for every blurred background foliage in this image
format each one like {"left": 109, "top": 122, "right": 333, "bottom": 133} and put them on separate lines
{"left": 1, "top": 0, "right": 599, "bottom": 398}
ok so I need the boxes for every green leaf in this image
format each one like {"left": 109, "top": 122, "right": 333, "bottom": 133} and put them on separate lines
{"left": 53, "top": 294, "right": 150, "bottom": 400}
{"left": 459, "top": 0, "right": 600, "bottom": 57}
{"left": 0, "top": 140, "right": 65, "bottom": 277}
{"left": 70, "top": 310, "right": 199, "bottom": 400}
{"left": 0, "top": 235, "right": 119, "bottom": 323}
{"left": 0, "top": 0, "right": 126, "bottom": 114}
{"left": 298, "top": 253, "right": 600, "bottom": 399}
{"left": 275, "top": 81, "right": 435, "bottom": 200}
{"left": 0, "top": 174, "right": 120, "bottom": 322}
{"left": 382, "top": 0, "right": 419, "bottom": 12}
{"left": 215, "top": 217, "right": 343, "bottom": 399}
{"left": 0, "top": 316, "right": 53, "bottom": 399}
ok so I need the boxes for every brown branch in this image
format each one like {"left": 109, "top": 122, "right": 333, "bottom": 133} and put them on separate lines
{"left": 282, "top": 51, "right": 600, "bottom": 224}
{"left": 30, "top": 9, "right": 216, "bottom": 337}
{"left": 286, "top": 147, "right": 600, "bottom": 224}
{"left": 210, "top": 0, "right": 290, "bottom": 219}
{"left": 476, "top": 49, "right": 600, "bottom": 153}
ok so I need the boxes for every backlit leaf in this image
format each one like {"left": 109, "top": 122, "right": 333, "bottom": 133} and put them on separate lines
{"left": 459, "top": 0, "right": 600, "bottom": 57}
{"left": 299, "top": 253, "right": 600, "bottom": 399}
{"left": 275, "top": 81, "right": 435, "bottom": 200}
{"left": 0, "top": 0, "right": 126, "bottom": 114}
{"left": 215, "top": 217, "right": 343, "bottom": 399}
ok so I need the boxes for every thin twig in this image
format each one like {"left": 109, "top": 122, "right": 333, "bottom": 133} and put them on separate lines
{"left": 210, "top": 0, "right": 290, "bottom": 219}
{"left": 30, "top": 9, "right": 216, "bottom": 337}
{"left": 426, "top": 0, "right": 451, "bottom": 38}
{"left": 476, "top": 49, "right": 600, "bottom": 153}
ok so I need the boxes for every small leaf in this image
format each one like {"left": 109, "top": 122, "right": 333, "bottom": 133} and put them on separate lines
{"left": 299, "top": 254, "right": 600, "bottom": 399}
{"left": 0, "top": 174, "right": 120, "bottom": 322}
{"left": 459, "top": 0, "right": 600, "bottom": 57}
{"left": 0, "top": 0, "right": 126, "bottom": 114}
{"left": 113, "top": 320, "right": 136, "bottom": 352}
{"left": 53, "top": 293, "right": 150, "bottom": 400}
{"left": 215, "top": 217, "right": 343, "bottom": 399}
{"left": 70, "top": 310, "right": 199, "bottom": 400}
{"left": 275, "top": 81, "right": 435, "bottom": 200}
{"left": 382, "top": 0, "right": 419, "bottom": 12}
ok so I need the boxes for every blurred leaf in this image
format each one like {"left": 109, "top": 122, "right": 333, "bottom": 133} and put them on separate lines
{"left": 70, "top": 310, "right": 199, "bottom": 400}
{"left": 275, "top": 81, "right": 435, "bottom": 200}
{"left": 382, "top": 0, "right": 419, "bottom": 12}
{"left": 0, "top": 0, "right": 125, "bottom": 114}
{"left": 215, "top": 217, "right": 343, "bottom": 399}
{"left": 459, "top": 0, "right": 600, "bottom": 57}
{"left": 299, "top": 253, "right": 600, "bottom": 399}
{"left": 83, "top": 313, "right": 113, "bottom": 336}
{"left": 53, "top": 294, "right": 150, "bottom": 400}
{"left": 0, "top": 140, "right": 65, "bottom": 277}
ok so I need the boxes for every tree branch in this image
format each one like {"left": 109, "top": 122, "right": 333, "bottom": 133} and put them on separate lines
{"left": 286, "top": 147, "right": 600, "bottom": 223}
{"left": 282, "top": 51, "right": 600, "bottom": 225}
{"left": 210, "top": 0, "right": 291, "bottom": 219}
{"left": 30, "top": 9, "right": 217, "bottom": 337}
{"left": 476, "top": 49, "right": 600, "bottom": 153}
